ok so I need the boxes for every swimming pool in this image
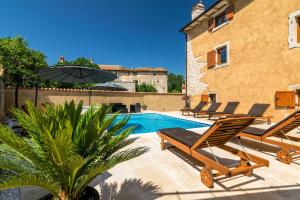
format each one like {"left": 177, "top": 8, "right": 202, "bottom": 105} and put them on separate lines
{"left": 112, "top": 113, "right": 210, "bottom": 134}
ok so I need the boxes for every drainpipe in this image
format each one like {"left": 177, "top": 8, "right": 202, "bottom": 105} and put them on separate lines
{"left": 185, "top": 33, "right": 188, "bottom": 97}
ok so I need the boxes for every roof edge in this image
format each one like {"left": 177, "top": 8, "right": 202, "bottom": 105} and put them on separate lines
{"left": 180, "top": 0, "right": 223, "bottom": 33}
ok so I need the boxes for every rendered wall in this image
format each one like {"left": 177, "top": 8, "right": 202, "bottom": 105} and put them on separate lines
{"left": 186, "top": 0, "right": 300, "bottom": 121}
{"left": 4, "top": 88, "right": 184, "bottom": 114}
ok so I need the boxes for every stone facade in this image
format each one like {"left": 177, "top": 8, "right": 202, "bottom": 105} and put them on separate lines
{"left": 99, "top": 65, "right": 168, "bottom": 93}
{"left": 186, "top": 35, "right": 207, "bottom": 97}
{"left": 183, "top": 0, "right": 300, "bottom": 121}
{"left": 115, "top": 81, "right": 136, "bottom": 93}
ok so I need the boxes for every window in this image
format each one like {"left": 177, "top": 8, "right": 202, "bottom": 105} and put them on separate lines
{"left": 207, "top": 42, "right": 230, "bottom": 69}
{"left": 217, "top": 46, "right": 228, "bottom": 65}
{"left": 288, "top": 10, "right": 300, "bottom": 48}
{"left": 215, "top": 12, "right": 227, "bottom": 28}
{"left": 208, "top": 5, "right": 234, "bottom": 32}
{"left": 209, "top": 93, "right": 217, "bottom": 103}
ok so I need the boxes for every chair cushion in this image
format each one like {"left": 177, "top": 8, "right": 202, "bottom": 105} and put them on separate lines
{"left": 243, "top": 127, "right": 267, "bottom": 136}
{"left": 159, "top": 128, "right": 201, "bottom": 147}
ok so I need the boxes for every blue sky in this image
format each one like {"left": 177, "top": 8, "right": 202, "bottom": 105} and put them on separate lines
{"left": 0, "top": 0, "right": 216, "bottom": 75}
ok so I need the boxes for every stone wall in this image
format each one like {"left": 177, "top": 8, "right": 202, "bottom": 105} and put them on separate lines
{"left": 185, "top": 0, "right": 300, "bottom": 122}
{"left": 118, "top": 72, "right": 168, "bottom": 93}
{"left": 0, "top": 80, "right": 5, "bottom": 121}
{"left": 115, "top": 81, "right": 136, "bottom": 92}
{"left": 4, "top": 88, "right": 184, "bottom": 114}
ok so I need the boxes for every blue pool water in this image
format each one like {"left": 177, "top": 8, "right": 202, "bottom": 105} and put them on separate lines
{"left": 112, "top": 113, "right": 210, "bottom": 134}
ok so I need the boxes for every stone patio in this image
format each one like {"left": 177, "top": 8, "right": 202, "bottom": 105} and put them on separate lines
{"left": 21, "top": 112, "right": 300, "bottom": 200}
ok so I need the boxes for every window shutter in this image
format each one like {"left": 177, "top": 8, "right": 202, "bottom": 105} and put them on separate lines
{"left": 208, "top": 18, "right": 215, "bottom": 32}
{"left": 207, "top": 51, "right": 216, "bottom": 68}
{"left": 226, "top": 5, "right": 234, "bottom": 20}
{"left": 275, "top": 91, "right": 295, "bottom": 108}
{"left": 201, "top": 94, "right": 209, "bottom": 102}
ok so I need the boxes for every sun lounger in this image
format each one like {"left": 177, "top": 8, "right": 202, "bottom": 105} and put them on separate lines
{"left": 130, "top": 103, "right": 141, "bottom": 113}
{"left": 193, "top": 102, "right": 222, "bottom": 117}
{"left": 227, "top": 103, "right": 272, "bottom": 124}
{"left": 157, "top": 117, "right": 269, "bottom": 188}
{"left": 238, "top": 111, "right": 300, "bottom": 164}
{"left": 181, "top": 101, "right": 207, "bottom": 115}
{"left": 207, "top": 102, "right": 240, "bottom": 120}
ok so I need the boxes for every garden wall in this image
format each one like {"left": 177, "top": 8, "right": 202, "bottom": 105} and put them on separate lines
{"left": 4, "top": 88, "right": 184, "bottom": 114}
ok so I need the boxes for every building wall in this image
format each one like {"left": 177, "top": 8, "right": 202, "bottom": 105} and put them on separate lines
{"left": 112, "top": 70, "right": 168, "bottom": 93}
{"left": 4, "top": 88, "right": 184, "bottom": 114}
{"left": 115, "top": 81, "right": 136, "bottom": 92}
{"left": 186, "top": 0, "right": 300, "bottom": 121}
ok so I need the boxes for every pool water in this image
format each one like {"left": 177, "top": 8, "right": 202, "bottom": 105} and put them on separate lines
{"left": 112, "top": 113, "right": 210, "bottom": 134}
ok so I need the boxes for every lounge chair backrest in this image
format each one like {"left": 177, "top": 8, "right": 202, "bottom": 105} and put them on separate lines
{"left": 194, "top": 101, "right": 207, "bottom": 111}
{"left": 248, "top": 104, "right": 270, "bottom": 116}
{"left": 222, "top": 102, "right": 240, "bottom": 114}
{"left": 207, "top": 102, "right": 222, "bottom": 112}
{"left": 191, "top": 117, "right": 255, "bottom": 149}
{"left": 264, "top": 110, "right": 300, "bottom": 137}
{"left": 135, "top": 103, "right": 141, "bottom": 113}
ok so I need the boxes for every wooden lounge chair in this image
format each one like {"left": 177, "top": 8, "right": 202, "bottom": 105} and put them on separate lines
{"left": 228, "top": 103, "right": 272, "bottom": 124}
{"left": 130, "top": 103, "right": 141, "bottom": 113}
{"left": 181, "top": 101, "right": 207, "bottom": 116}
{"left": 238, "top": 110, "right": 300, "bottom": 164}
{"left": 157, "top": 117, "right": 269, "bottom": 188}
{"left": 207, "top": 102, "right": 240, "bottom": 120}
{"left": 193, "top": 102, "right": 222, "bottom": 117}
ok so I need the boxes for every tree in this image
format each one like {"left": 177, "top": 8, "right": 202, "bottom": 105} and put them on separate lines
{"left": 0, "top": 37, "right": 47, "bottom": 107}
{"left": 56, "top": 57, "right": 99, "bottom": 69}
{"left": 136, "top": 83, "right": 157, "bottom": 92}
{"left": 0, "top": 101, "right": 148, "bottom": 200}
{"left": 167, "top": 73, "right": 185, "bottom": 93}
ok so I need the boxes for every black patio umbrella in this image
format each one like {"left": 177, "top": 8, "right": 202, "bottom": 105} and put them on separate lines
{"left": 36, "top": 65, "right": 117, "bottom": 106}
{"left": 91, "top": 82, "right": 128, "bottom": 91}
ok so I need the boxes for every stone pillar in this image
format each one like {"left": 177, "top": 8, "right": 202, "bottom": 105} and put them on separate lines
{"left": 0, "top": 80, "right": 5, "bottom": 121}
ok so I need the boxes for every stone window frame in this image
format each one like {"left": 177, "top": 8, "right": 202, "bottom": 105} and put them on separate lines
{"left": 213, "top": 41, "right": 230, "bottom": 69}
{"left": 288, "top": 10, "right": 300, "bottom": 49}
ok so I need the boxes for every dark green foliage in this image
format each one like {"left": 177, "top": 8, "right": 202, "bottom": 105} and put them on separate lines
{"left": 55, "top": 57, "right": 99, "bottom": 69}
{"left": 0, "top": 37, "right": 48, "bottom": 107}
{"left": 167, "top": 73, "right": 185, "bottom": 93}
{"left": 0, "top": 101, "right": 148, "bottom": 199}
{"left": 136, "top": 83, "right": 157, "bottom": 93}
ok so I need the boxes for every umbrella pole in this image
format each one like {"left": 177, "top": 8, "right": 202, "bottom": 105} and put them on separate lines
{"left": 35, "top": 83, "right": 38, "bottom": 107}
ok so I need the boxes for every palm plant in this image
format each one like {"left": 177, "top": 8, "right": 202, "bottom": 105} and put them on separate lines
{"left": 0, "top": 101, "right": 148, "bottom": 200}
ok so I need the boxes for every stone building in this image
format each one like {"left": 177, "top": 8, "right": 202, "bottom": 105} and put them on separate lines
{"left": 99, "top": 65, "right": 168, "bottom": 93}
{"left": 182, "top": 0, "right": 300, "bottom": 121}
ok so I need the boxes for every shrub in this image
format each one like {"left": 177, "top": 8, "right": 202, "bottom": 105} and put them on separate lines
{"left": 0, "top": 101, "right": 148, "bottom": 200}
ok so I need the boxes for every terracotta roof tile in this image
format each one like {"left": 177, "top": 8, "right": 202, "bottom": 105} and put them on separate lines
{"left": 98, "top": 65, "right": 129, "bottom": 71}
{"left": 98, "top": 65, "right": 168, "bottom": 72}
{"left": 132, "top": 67, "right": 168, "bottom": 72}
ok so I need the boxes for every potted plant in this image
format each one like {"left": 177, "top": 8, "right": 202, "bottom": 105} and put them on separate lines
{"left": 141, "top": 103, "right": 147, "bottom": 111}
{"left": 0, "top": 101, "right": 148, "bottom": 200}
